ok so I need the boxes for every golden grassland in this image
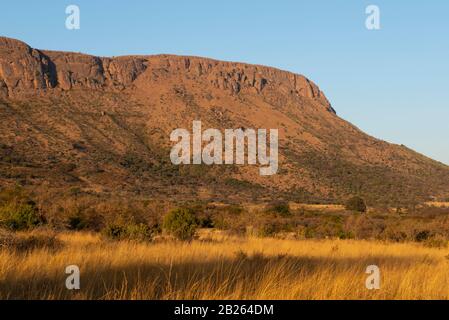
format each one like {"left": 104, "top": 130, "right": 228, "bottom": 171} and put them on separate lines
{"left": 1, "top": 230, "right": 449, "bottom": 300}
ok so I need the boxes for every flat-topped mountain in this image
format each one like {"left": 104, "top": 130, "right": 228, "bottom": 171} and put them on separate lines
{"left": 1, "top": 36, "right": 448, "bottom": 205}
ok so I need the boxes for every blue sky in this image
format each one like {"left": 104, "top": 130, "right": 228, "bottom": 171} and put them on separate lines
{"left": 1, "top": 1, "right": 449, "bottom": 164}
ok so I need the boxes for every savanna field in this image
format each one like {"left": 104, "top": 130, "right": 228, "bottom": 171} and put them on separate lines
{"left": 2, "top": 187, "right": 449, "bottom": 300}
{"left": 2, "top": 230, "right": 449, "bottom": 300}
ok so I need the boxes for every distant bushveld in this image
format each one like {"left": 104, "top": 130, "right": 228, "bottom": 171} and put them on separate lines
{"left": 1, "top": 185, "right": 449, "bottom": 246}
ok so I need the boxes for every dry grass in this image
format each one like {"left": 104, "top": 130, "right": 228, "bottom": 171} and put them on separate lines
{"left": 244, "top": 202, "right": 345, "bottom": 213}
{"left": 1, "top": 230, "right": 449, "bottom": 300}
{"left": 290, "top": 203, "right": 345, "bottom": 212}
{"left": 425, "top": 202, "right": 449, "bottom": 208}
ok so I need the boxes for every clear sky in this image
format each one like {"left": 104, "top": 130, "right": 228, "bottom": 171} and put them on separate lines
{"left": 1, "top": 1, "right": 448, "bottom": 164}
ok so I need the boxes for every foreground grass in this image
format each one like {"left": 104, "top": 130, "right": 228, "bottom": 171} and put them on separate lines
{"left": 1, "top": 231, "right": 449, "bottom": 299}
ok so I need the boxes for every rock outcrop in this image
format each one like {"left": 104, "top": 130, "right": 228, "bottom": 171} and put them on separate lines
{"left": 0, "top": 37, "right": 333, "bottom": 113}
{"left": 0, "top": 37, "right": 56, "bottom": 94}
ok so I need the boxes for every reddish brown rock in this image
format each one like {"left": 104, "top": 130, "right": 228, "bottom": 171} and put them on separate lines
{"left": 0, "top": 36, "right": 333, "bottom": 113}
{"left": 0, "top": 37, "right": 55, "bottom": 96}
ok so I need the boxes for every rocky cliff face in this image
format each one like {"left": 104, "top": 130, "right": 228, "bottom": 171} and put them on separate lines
{"left": 0, "top": 37, "right": 147, "bottom": 94}
{"left": 0, "top": 37, "right": 55, "bottom": 95}
{"left": 0, "top": 37, "right": 333, "bottom": 113}
{"left": 0, "top": 36, "right": 448, "bottom": 205}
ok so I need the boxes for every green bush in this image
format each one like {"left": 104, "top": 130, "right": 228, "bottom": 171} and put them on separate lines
{"left": 0, "top": 202, "right": 44, "bottom": 231}
{"left": 162, "top": 207, "right": 198, "bottom": 240}
{"left": 345, "top": 196, "right": 367, "bottom": 213}
{"left": 0, "top": 186, "right": 45, "bottom": 231}
{"left": 102, "top": 222, "right": 152, "bottom": 241}
{"left": 125, "top": 223, "right": 152, "bottom": 241}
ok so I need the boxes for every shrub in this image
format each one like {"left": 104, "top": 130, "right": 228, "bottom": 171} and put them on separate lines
{"left": 162, "top": 207, "right": 198, "bottom": 240}
{"left": 257, "top": 223, "right": 278, "bottom": 237}
{"left": 0, "top": 186, "right": 45, "bottom": 231}
{"left": 102, "top": 223, "right": 152, "bottom": 242}
{"left": 66, "top": 214, "right": 87, "bottom": 231}
{"left": 103, "top": 224, "right": 126, "bottom": 240}
{"left": 265, "top": 201, "right": 291, "bottom": 217}
{"left": 125, "top": 223, "right": 152, "bottom": 241}
{"left": 197, "top": 215, "right": 214, "bottom": 228}
{"left": 0, "top": 202, "right": 44, "bottom": 231}
{"left": 415, "top": 230, "right": 431, "bottom": 242}
{"left": 345, "top": 196, "right": 367, "bottom": 213}
{"left": 58, "top": 201, "right": 105, "bottom": 232}
{"left": 337, "top": 230, "right": 354, "bottom": 240}
{"left": 305, "top": 227, "right": 316, "bottom": 239}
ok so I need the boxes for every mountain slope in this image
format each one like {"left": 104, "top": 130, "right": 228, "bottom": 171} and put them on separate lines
{"left": 1, "top": 36, "right": 448, "bottom": 205}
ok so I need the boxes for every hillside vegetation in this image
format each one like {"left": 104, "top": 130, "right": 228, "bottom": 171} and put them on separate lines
{"left": 1, "top": 36, "right": 449, "bottom": 206}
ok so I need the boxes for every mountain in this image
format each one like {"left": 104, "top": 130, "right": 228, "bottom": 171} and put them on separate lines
{"left": 0, "top": 36, "right": 448, "bottom": 206}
